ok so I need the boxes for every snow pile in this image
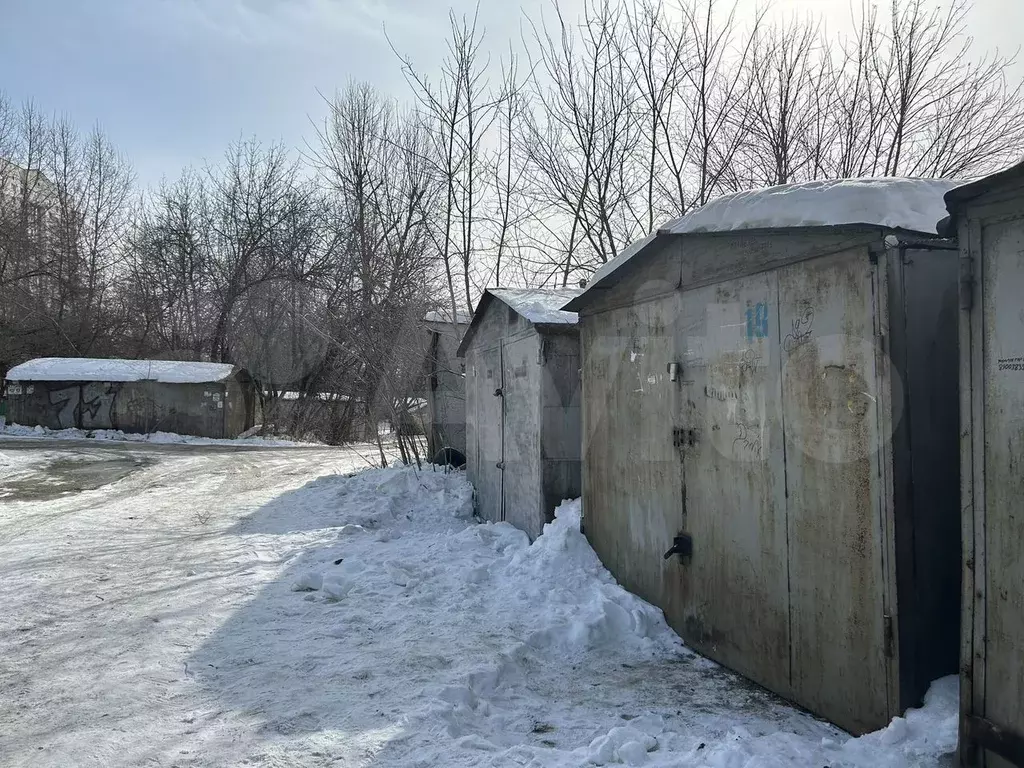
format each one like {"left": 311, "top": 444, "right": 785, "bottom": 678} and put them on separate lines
{"left": 271, "top": 482, "right": 957, "bottom": 767}
{"left": 0, "top": 421, "right": 307, "bottom": 446}
{"left": 5, "top": 357, "right": 238, "bottom": 384}
{"left": 663, "top": 178, "right": 962, "bottom": 236}
{"left": 500, "top": 500, "right": 677, "bottom": 657}
{"left": 490, "top": 287, "right": 582, "bottom": 324}
{"left": 2, "top": 447, "right": 958, "bottom": 767}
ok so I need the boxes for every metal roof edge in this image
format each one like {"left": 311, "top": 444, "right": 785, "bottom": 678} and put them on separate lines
{"left": 566, "top": 223, "right": 931, "bottom": 313}
{"left": 944, "top": 160, "right": 1024, "bottom": 213}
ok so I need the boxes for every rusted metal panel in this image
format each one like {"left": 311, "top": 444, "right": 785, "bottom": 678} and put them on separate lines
{"left": 673, "top": 273, "right": 791, "bottom": 696}
{"left": 581, "top": 296, "right": 683, "bottom": 619}
{"left": 959, "top": 212, "right": 986, "bottom": 768}
{"left": 977, "top": 212, "right": 1024, "bottom": 768}
{"left": 777, "top": 250, "right": 891, "bottom": 734}
{"left": 579, "top": 228, "right": 961, "bottom": 736}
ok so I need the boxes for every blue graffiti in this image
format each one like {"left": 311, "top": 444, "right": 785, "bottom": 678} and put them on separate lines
{"left": 745, "top": 302, "right": 769, "bottom": 340}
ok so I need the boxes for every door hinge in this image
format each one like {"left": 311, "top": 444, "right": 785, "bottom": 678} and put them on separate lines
{"left": 883, "top": 614, "right": 894, "bottom": 658}
{"left": 960, "top": 254, "right": 975, "bottom": 311}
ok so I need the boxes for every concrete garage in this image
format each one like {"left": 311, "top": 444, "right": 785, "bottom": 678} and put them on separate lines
{"left": 4, "top": 357, "right": 255, "bottom": 439}
{"left": 458, "top": 288, "right": 581, "bottom": 539}
{"left": 565, "top": 179, "right": 963, "bottom": 735}
{"left": 423, "top": 309, "right": 471, "bottom": 465}
{"left": 945, "top": 161, "right": 1024, "bottom": 768}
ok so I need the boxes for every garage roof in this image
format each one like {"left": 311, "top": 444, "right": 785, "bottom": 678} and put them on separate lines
{"left": 569, "top": 177, "right": 962, "bottom": 312}
{"left": 456, "top": 287, "right": 582, "bottom": 357}
{"left": 6, "top": 358, "right": 240, "bottom": 384}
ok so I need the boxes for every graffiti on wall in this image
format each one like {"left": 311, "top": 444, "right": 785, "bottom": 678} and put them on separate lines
{"left": 80, "top": 383, "right": 119, "bottom": 429}
{"left": 39, "top": 383, "right": 121, "bottom": 429}
{"left": 47, "top": 386, "right": 80, "bottom": 429}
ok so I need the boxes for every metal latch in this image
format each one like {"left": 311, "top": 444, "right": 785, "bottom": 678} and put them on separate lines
{"left": 496, "top": 461, "right": 505, "bottom": 470}
{"left": 494, "top": 387, "right": 503, "bottom": 397}
{"left": 663, "top": 533, "right": 693, "bottom": 560}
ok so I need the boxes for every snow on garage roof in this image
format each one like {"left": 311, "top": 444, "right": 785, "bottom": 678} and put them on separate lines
{"left": 456, "top": 287, "right": 582, "bottom": 357}
{"left": 424, "top": 308, "right": 472, "bottom": 325}
{"left": 661, "top": 178, "right": 963, "bottom": 236}
{"left": 569, "top": 177, "right": 961, "bottom": 312}
{"left": 488, "top": 287, "right": 581, "bottom": 325}
{"left": 6, "top": 357, "right": 239, "bottom": 384}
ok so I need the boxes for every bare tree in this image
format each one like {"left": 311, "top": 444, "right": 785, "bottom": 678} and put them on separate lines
{"left": 523, "top": 0, "right": 645, "bottom": 280}
{"left": 394, "top": 7, "right": 503, "bottom": 318}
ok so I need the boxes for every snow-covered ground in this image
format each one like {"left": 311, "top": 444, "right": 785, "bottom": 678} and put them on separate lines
{"left": 0, "top": 444, "right": 958, "bottom": 767}
{"left": 0, "top": 421, "right": 310, "bottom": 446}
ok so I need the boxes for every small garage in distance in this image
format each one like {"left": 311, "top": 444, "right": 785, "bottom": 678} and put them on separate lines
{"left": 944, "top": 161, "right": 1024, "bottom": 768}
{"left": 4, "top": 357, "right": 255, "bottom": 439}
{"left": 458, "top": 288, "right": 582, "bottom": 539}
{"left": 565, "top": 178, "right": 963, "bottom": 735}
{"left": 423, "top": 308, "right": 471, "bottom": 464}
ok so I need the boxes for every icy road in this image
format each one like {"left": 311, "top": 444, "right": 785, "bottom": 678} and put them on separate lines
{"left": 0, "top": 440, "right": 957, "bottom": 767}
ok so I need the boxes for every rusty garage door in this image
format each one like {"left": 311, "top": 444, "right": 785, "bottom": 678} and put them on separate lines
{"left": 673, "top": 271, "right": 791, "bottom": 698}
{"left": 668, "top": 248, "right": 893, "bottom": 735}
{"left": 963, "top": 212, "right": 1024, "bottom": 768}
{"left": 778, "top": 251, "right": 891, "bottom": 735}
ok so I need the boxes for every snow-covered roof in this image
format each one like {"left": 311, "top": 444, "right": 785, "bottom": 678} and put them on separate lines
{"left": 944, "top": 159, "right": 1024, "bottom": 214}
{"left": 662, "top": 178, "right": 962, "bottom": 236}
{"left": 456, "top": 287, "right": 582, "bottom": 357}
{"left": 569, "top": 178, "right": 961, "bottom": 312}
{"left": 488, "top": 288, "right": 581, "bottom": 325}
{"left": 424, "top": 308, "right": 472, "bottom": 325}
{"left": 587, "top": 233, "right": 657, "bottom": 290}
{"left": 279, "top": 391, "right": 350, "bottom": 402}
{"left": 6, "top": 357, "right": 239, "bottom": 384}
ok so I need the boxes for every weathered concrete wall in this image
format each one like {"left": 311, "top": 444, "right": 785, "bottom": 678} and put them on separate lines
{"left": 957, "top": 181, "right": 1024, "bottom": 768}
{"left": 425, "top": 320, "right": 468, "bottom": 461}
{"left": 4, "top": 378, "right": 253, "bottom": 438}
{"left": 579, "top": 230, "right": 959, "bottom": 736}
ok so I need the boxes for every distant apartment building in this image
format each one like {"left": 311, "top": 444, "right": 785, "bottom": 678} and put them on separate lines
{"left": 0, "top": 158, "right": 56, "bottom": 240}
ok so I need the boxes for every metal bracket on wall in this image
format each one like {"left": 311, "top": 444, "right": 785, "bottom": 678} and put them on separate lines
{"left": 663, "top": 533, "right": 693, "bottom": 560}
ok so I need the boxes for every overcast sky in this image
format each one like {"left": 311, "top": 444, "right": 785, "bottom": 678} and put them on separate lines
{"left": 2, "top": 0, "right": 1021, "bottom": 187}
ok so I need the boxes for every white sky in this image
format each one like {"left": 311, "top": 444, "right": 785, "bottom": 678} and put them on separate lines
{"left": 0, "top": 0, "right": 1020, "bottom": 187}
